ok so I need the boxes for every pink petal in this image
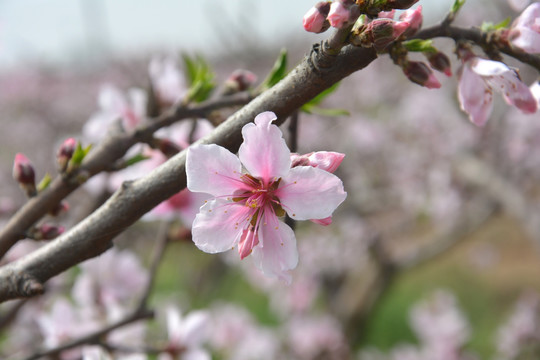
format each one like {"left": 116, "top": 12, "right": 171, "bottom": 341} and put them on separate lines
{"left": 251, "top": 220, "right": 298, "bottom": 283}
{"left": 307, "top": 151, "right": 345, "bottom": 173}
{"left": 327, "top": 2, "right": 351, "bottom": 28}
{"left": 457, "top": 64, "right": 493, "bottom": 126}
{"left": 186, "top": 144, "right": 244, "bottom": 197}
{"left": 238, "top": 112, "right": 291, "bottom": 182}
{"left": 476, "top": 61, "right": 538, "bottom": 113}
{"left": 511, "top": 27, "right": 540, "bottom": 53}
{"left": 277, "top": 166, "right": 347, "bottom": 221}
{"left": 181, "top": 311, "right": 211, "bottom": 347}
{"left": 310, "top": 216, "right": 333, "bottom": 226}
{"left": 191, "top": 199, "right": 246, "bottom": 253}
{"left": 513, "top": 2, "right": 540, "bottom": 28}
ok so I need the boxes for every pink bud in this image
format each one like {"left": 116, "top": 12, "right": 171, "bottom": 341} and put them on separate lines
{"left": 426, "top": 51, "right": 453, "bottom": 77}
{"left": 57, "top": 137, "right": 77, "bottom": 172}
{"left": 353, "top": 18, "right": 409, "bottom": 50}
{"left": 29, "top": 223, "right": 65, "bottom": 240}
{"left": 403, "top": 61, "right": 441, "bottom": 89}
{"left": 223, "top": 69, "right": 258, "bottom": 95}
{"left": 49, "top": 201, "right": 70, "bottom": 217}
{"left": 328, "top": 1, "right": 352, "bottom": 28}
{"left": 303, "top": 2, "right": 331, "bottom": 33}
{"left": 399, "top": 5, "right": 423, "bottom": 37}
{"left": 13, "top": 153, "right": 37, "bottom": 197}
{"left": 290, "top": 151, "right": 345, "bottom": 173}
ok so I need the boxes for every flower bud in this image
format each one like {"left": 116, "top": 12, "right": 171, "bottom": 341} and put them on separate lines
{"left": 28, "top": 223, "right": 65, "bottom": 240}
{"left": 57, "top": 137, "right": 77, "bottom": 172}
{"left": 223, "top": 69, "right": 258, "bottom": 95}
{"left": 399, "top": 5, "right": 423, "bottom": 37}
{"left": 155, "top": 138, "right": 182, "bottom": 157}
{"left": 352, "top": 18, "right": 409, "bottom": 50}
{"left": 290, "top": 151, "right": 345, "bottom": 173}
{"left": 402, "top": 61, "right": 441, "bottom": 89}
{"left": 303, "top": 1, "right": 331, "bottom": 33}
{"left": 426, "top": 51, "right": 452, "bottom": 77}
{"left": 13, "top": 153, "right": 37, "bottom": 197}
{"left": 328, "top": 1, "right": 352, "bottom": 28}
{"left": 49, "top": 201, "right": 70, "bottom": 217}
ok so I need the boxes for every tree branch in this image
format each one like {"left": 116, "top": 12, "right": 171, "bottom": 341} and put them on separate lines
{"left": 0, "top": 41, "right": 378, "bottom": 303}
{"left": 0, "top": 93, "right": 251, "bottom": 259}
{"left": 414, "top": 24, "right": 540, "bottom": 73}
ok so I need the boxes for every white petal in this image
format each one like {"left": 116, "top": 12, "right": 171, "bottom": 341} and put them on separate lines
{"left": 277, "top": 166, "right": 347, "bottom": 221}
{"left": 238, "top": 112, "right": 291, "bottom": 182}
{"left": 251, "top": 220, "right": 298, "bottom": 283}
{"left": 186, "top": 144, "right": 244, "bottom": 197}
{"left": 191, "top": 199, "right": 246, "bottom": 253}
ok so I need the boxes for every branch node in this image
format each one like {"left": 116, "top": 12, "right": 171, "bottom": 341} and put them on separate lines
{"left": 16, "top": 272, "right": 44, "bottom": 298}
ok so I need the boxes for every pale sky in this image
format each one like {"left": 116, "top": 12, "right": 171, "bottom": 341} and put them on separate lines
{"left": 0, "top": 0, "right": 452, "bottom": 70}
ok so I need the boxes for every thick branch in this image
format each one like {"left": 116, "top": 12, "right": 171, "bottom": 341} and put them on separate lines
{"left": 0, "top": 43, "right": 378, "bottom": 303}
{"left": 0, "top": 94, "right": 251, "bottom": 258}
{"left": 415, "top": 24, "right": 540, "bottom": 73}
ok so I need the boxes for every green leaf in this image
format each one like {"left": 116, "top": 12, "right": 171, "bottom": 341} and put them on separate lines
{"left": 480, "top": 17, "right": 511, "bottom": 32}
{"left": 123, "top": 153, "right": 150, "bottom": 168}
{"left": 451, "top": 0, "right": 466, "bottom": 14}
{"left": 37, "top": 173, "right": 52, "bottom": 192}
{"left": 301, "top": 104, "right": 350, "bottom": 117}
{"left": 403, "top": 39, "right": 436, "bottom": 53}
{"left": 182, "top": 54, "right": 216, "bottom": 103}
{"left": 305, "top": 82, "right": 341, "bottom": 107}
{"left": 260, "top": 49, "right": 288, "bottom": 90}
{"left": 70, "top": 142, "right": 92, "bottom": 167}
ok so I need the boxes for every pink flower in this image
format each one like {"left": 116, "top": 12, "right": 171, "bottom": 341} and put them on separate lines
{"left": 457, "top": 56, "right": 537, "bottom": 126}
{"left": 186, "top": 112, "right": 346, "bottom": 281}
{"left": 303, "top": 2, "right": 331, "bottom": 33}
{"left": 149, "top": 56, "right": 187, "bottom": 107}
{"left": 83, "top": 85, "right": 147, "bottom": 143}
{"left": 510, "top": 2, "right": 540, "bottom": 53}
{"left": 399, "top": 5, "right": 423, "bottom": 37}
{"left": 159, "top": 307, "right": 211, "bottom": 360}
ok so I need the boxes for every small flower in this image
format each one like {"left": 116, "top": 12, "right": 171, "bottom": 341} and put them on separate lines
{"left": 159, "top": 307, "right": 211, "bottom": 360}
{"left": 457, "top": 56, "right": 537, "bottom": 126}
{"left": 186, "top": 112, "right": 346, "bottom": 281}
{"left": 509, "top": 2, "right": 540, "bottom": 53}
{"left": 303, "top": 2, "right": 331, "bottom": 33}
{"left": 149, "top": 56, "right": 187, "bottom": 107}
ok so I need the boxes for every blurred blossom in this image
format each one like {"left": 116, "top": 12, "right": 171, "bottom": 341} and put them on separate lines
{"left": 37, "top": 299, "right": 94, "bottom": 359}
{"left": 82, "top": 346, "right": 147, "bottom": 360}
{"left": 83, "top": 85, "right": 147, "bottom": 143}
{"left": 286, "top": 314, "right": 349, "bottom": 360}
{"left": 72, "top": 248, "right": 148, "bottom": 313}
{"left": 409, "top": 290, "right": 471, "bottom": 359}
{"left": 158, "top": 306, "right": 211, "bottom": 360}
{"left": 149, "top": 56, "right": 187, "bottom": 107}
{"left": 496, "top": 291, "right": 540, "bottom": 359}
{"left": 509, "top": 2, "right": 540, "bottom": 54}
{"left": 209, "top": 304, "right": 279, "bottom": 360}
